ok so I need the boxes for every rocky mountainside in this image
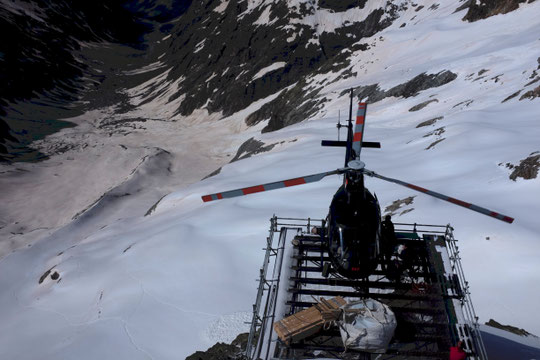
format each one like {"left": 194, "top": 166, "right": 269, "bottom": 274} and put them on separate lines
{"left": 3, "top": 0, "right": 537, "bottom": 161}
{"left": 0, "top": 0, "right": 152, "bottom": 160}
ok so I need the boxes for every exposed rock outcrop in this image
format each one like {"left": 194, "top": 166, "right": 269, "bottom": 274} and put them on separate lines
{"left": 503, "top": 152, "right": 540, "bottom": 181}
{"left": 416, "top": 116, "right": 443, "bottom": 128}
{"left": 519, "top": 85, "right": 540, "bottom": 100}
{"left": 185, "top": 333, "right": 250, "bottom": 360}
{"left": 318, "top": 0, "right": 367, "bottom": 12}
{"left": 0, "top": 119, "right": 18, "bottom": 161}
{"left": 352, "top": 71, "right": 457, "bottom": 103}
{"left": 486, "top": 319, "right": 538, "bottom": 337}
{"left": 230, "top": 138, "right": 278, "bottom": 162}
{"left": 164, "top": 0, "right": 401, "bottom": 125}
{"left": 502, "top": 91, "right": 521, "bottom": 103}
{"left": 409, "top": 99, "right": 439, "bottom": 112}
{"left": 462, "top": 0, "right": 537, "bottom": 22}
{"left": 384, "top": 196, "right": 415, "bottom": 216}
{"left": 425, "top": 138, "right": 445, "bottom": 150}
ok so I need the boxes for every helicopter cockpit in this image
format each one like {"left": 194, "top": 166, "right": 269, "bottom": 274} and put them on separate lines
{"left": 327, "top": 185, "right": 381, "bottom": 277}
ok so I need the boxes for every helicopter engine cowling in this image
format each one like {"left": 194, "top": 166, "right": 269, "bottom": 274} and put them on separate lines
{"left": 327, "top": 185, "right": 381, "bottom": 279}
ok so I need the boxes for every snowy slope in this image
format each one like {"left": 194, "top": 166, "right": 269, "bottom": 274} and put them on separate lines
{"left": 1, "top": 1, "right": 540, "bottom": 359}
{"left": 481, "top": 325, "right": 540, "bottom": 360}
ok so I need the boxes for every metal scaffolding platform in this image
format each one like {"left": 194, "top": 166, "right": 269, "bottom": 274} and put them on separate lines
{"left": 245, "top": 216, "right": 488, "bottom": 360}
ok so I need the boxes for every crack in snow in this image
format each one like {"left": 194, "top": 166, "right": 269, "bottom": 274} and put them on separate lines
{"left": 122, "top": 320, "right": 154, "bottom": 360}
{"left": 126, "top": 270, "right": 220, "bottom": 318}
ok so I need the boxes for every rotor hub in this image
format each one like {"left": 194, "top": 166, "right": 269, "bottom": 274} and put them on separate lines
{"left": 347, "top": 160, "right": 365, "bottom": 170}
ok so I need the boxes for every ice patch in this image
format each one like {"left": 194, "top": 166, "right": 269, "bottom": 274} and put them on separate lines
{"left": 122, "top": 61, "right": 166, "bottom": 76}
{"left": 203, "top": 312, "right": 252, "bottom": 344}
{"left": 213, "top": 0, "right": 230, "bottom": 14}
{"left": 253, "top": 5, "right": 277, "bottom": 26}
{"left": 194, "top": 39, "right": 206, "bottom": 53}
{"left": 252, "top": 62, "right": 287, "bottom": 80}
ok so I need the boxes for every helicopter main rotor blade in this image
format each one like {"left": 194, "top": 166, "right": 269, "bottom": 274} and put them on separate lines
{"left": 202, "top": 169, "right": 343, "bottom": 202}
{"left": 363, "top": 169, "right": 514, "bottom": 223}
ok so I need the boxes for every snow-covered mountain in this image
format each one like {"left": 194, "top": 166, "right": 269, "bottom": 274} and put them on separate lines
{"left": 1, "top": 0, "right": 539, "bottom": 359}
{"left": 481, "top": 323, "right": 540, "bottom": 360}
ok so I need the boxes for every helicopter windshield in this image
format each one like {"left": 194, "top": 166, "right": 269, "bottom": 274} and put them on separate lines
{"left": 334, "top": 222, "right": 379, "bottom": 262}
{"left": 336, "top": 224, "right": 363, "bottom": 244}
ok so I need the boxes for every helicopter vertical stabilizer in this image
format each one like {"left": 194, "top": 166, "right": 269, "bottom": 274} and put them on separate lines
{"left": 352, "top": 102, "right": 367, "bottom": 160}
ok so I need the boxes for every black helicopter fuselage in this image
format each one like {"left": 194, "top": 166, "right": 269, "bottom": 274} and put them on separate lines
{"left": 326, "top": 181, "right": 381, "bottom": 279}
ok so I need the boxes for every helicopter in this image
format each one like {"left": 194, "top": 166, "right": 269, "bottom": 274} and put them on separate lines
{"left": 201, "top": 90, "right": 514, "bottom": 279}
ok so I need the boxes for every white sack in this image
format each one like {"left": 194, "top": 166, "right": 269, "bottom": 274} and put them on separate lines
{"left": 338, "top": 298, "right": 397, "bottom": 353}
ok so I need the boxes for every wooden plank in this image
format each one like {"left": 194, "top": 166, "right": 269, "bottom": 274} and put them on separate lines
{"left": 273, "top": 296, "right": 346, "bottom": 344}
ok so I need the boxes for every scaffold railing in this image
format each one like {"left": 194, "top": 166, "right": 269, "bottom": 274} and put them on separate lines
{"left": 246, "top": 217, "right": 488, "bottom": 360}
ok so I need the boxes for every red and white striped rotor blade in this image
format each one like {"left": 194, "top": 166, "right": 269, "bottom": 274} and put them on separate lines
{"left": 352, "top": 102, "right": 367, "bottom": 159}
{"left": 363, "top": 169, "right": 514, "bottom": 223}
{"left": 202, "top": 170, "right": 341, "bottom": 202}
